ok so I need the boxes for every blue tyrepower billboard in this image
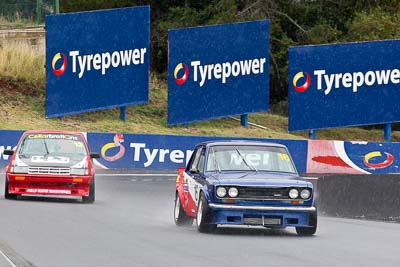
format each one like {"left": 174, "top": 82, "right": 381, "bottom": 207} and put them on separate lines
{"left": 46, "top": 6, "right": 150, "bottom": 118}
{"left": 168, "top": 20, "right": 270, "bottom": 125}
{"left": 289, "top": 40, "right": 400, "bottom": 131}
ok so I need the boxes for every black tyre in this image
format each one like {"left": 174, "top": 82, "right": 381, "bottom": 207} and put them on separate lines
{"left": 174, "top": 192, "right": 194, "bottom": 226}
{"left": 82, "top": 178, "right": 95, "bottom": 203}
{"left": 4, "top": 178, "right": 17, "bottom": 200}
{"left": 296, "top": 208, "right": 317, "bottom": 236}
{"left": 196, "top": 192, "right": 217, "bottom": 233}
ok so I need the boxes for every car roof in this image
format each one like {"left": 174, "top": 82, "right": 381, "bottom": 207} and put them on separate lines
{"left": 197, "top": 140, "right": 288, "bottom": 149}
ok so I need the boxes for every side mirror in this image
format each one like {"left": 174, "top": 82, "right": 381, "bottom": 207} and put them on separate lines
{"left": 189, "top": 168, "right": 198, "bottom": 174}
{"left": 3, "top": 149, "right": 14, "bottom": 156}
{"left": 90, "top": 153, "right": 100, "bottom": 159}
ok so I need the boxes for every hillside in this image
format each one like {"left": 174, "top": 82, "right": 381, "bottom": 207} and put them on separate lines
{"left": 0, "top": 75, "right": 394, "bottom": 142}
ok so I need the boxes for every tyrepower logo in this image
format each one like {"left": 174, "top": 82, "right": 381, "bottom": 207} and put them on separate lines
{"left": 294, "top": 68, "right": 400, "bottom": 95}
{"left": 174, "top": 63, "right": 189, "bottom": 85}
{"left": 174, "top": 57, "right": 267, "bottom": 87}
{"left": 52, "top": 48, "right": 147, "bottom": 78}
{"left": 292, "top": 72, "right": 311, "bottom": 92}
{"left": 52, "top": 53, "right": 67, "bottom": 76}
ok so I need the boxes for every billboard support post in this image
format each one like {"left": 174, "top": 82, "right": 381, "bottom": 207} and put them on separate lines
{"left": 309, "top": 129, "right": 316, "bottom": 140}
{"left": 36, "top": 0, "right": 42, "bottom": 23}
{"left": 384, "top": 123, "right": 391, "bottom": 142}
{"left": 55, "top": 0, "right": 59, "bottom": 14}
{"left": 241, "top": 114, "right": 248, "bottom": 128}
{"left": 120, "top": 107, "right": 126, "bottom": 122}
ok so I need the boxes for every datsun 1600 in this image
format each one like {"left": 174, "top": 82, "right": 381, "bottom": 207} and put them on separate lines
{"left": 174, "top": 141, "right": 317, "bottom": 235}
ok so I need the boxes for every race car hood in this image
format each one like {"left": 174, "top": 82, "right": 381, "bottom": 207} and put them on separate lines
{"left": 205, "top": 172, "right": 312, "bottom": 187}
{"left": 18, "top": 154, "right": 85, "bottom": 167}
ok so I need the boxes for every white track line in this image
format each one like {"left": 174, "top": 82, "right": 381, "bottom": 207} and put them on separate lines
{"left": 0, "top": 249, "right": 16, "bottom": 267}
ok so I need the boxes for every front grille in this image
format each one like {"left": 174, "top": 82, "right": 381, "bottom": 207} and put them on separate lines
{"left": 238, "top": 187, "right": 291, "bottom": 200}
{"left": 229, "top": 186, "right": 311, "bottom": 200}
{"left": 28, "top": 167, "right": 71, "bottom": 175}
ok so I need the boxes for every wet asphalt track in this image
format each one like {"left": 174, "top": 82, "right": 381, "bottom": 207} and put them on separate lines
{"left": 0, "top": 174, "right": 400, "bottom": 267}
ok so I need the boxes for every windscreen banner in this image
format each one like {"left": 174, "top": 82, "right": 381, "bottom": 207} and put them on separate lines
{"left": 289, "top": 40, "right": 400, "bottom": 131}
{"left": 45, "top": 6, "right": 150, "bottom": 118}
{"left": 168, "top": 20, "right": 270, "bottom": 125}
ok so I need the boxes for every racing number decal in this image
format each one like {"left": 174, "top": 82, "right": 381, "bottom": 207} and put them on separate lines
{"left": 278, "top": 153, "right": 290, "bottom": 161}
{"left": 194, "top": 184, "right": 199, "bottom": 201}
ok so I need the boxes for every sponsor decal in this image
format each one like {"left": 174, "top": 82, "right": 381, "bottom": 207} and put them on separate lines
{"left": 31, "top": 156, "right": 70, "bottom": 164}
{"left": 174, "top": 63, "right": 189, "bottom": 85}
{"left": 175, "top": 57, "right": 267, "bottom": 87}
{"left": 52, "top": 53, "right": 67, "bottom": 76}
{"left": 101, "top": 133, "right": 125, "bottom": 162}
{"left": 129, "top": 143, "right": 193, "bottom": 167}
{"left": 293, "top": 72, "right": 311, "bottom": 93}
{"left": 26, "top": 189, "right": 72, "bottom": 194}
{"left": 28, "top": 134, "right": 79, "bottom": 141}
{"left": 52, "top": 48, "right": 147, "bottom": 78}
{"left": 298, "top": 68, "right": 400, "bottom": 96}
{"left": 364, "top": 151, "right": 394, "bottom": 169}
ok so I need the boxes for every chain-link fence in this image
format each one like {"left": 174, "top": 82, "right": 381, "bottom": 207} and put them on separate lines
{"left": 0, "top": 0, "right": 57, "bottom": 26}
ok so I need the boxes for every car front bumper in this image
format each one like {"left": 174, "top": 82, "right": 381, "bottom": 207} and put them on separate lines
{"left": 6, "top": 173, "right": 92, "bottom": 197}
{"left": 209, "top": 203, "right": 316, "bottom": 227}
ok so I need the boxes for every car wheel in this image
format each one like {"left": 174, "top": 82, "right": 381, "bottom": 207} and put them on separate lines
{"left": 4, "top": 178, "right": 17, "bottom": 200}
{"left": 196, "top": 192, "right": 216, "bottom": 233}
{"left": 296, "top": 209, "right": 317, "bottom": 236}
{"left": 174, "top": 192, "right": 194, "bottom": 226}
{"left": 82, "top": 178, "right": 95, "bottom": 203}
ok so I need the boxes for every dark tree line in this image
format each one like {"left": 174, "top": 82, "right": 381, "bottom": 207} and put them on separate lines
{"left": 60, "top": 0, "right": 400, "bottom": 102}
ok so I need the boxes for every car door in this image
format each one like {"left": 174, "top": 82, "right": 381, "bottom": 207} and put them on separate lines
{"left": 185, "top": 146, "right": 205, "bottom": 216}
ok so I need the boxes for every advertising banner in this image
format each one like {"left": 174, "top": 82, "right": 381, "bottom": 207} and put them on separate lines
{"left": 289, "top": 40, "right": 400, "bottom": 131}
{"left": 46, "top": 6, "right": 150, "bottom": 118}
{"left": 168, "top": 20, "right": 270, "bottom": 125}
{"left": 1, "top": 130, "right": 399, "bottom": 175}
{"left": 87, "top": 133, "right": 307, "bottom": 172}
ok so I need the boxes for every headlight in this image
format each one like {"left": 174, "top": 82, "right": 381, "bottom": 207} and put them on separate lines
{"left": 300, "top": 189, "right": 311, "bottom": 199}
{"left": 228, "top": 187, "right": 239, "bottom": 198}
{"left": 70, "top": 157, "right": 89, "bottom": 175}
{"left": 70, "top": 168, "right": 88, "bottom": 176}
{"left": 289, "top": 189, "right": 299, "bottom": 199}
{"left": 12, "top": 166, "right": 29, "bottom": 174}
{"left": 216, "top": 187, "right": 227, "bottom": 198}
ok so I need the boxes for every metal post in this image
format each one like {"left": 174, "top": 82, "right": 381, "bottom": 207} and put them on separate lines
{"left": 120, "top": 106, "right": 126, "bottom": 122}
{"left": 55, "top": 0, "right": 60, "bottom": 14}
{"left": 240, "top": 114, "right": 248, "bottom": 128}
{"left": 384, "top": 123, "right": 391, "bottom": 142}
{"left": 309, "top": 129, "right": 316, "bottom": 140}
{"left": 36, "top": 0, "right": 42, "bottom": 24}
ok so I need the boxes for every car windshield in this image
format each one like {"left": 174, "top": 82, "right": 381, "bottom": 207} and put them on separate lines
{"left": 18, "top": 133, "right": 88, "bottom": 158}
{"left": 206, "top": 145, "right": 297, "bottom": 174}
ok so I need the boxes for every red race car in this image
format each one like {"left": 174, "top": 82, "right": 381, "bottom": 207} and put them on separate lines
{"left": 3, "top": 130, "right": 99, "bottom": 203}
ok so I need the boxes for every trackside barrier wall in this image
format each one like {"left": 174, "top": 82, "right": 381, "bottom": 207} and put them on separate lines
{"left": 317, "top": 175, "right": 400, "bottom": 222}
{"left": 1, "top": 130, "right": 400, "bottom": 175}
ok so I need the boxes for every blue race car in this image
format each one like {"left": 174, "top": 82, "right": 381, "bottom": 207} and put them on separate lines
{"left": 174, "top": 141, "right": 317, "bottom": 235}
